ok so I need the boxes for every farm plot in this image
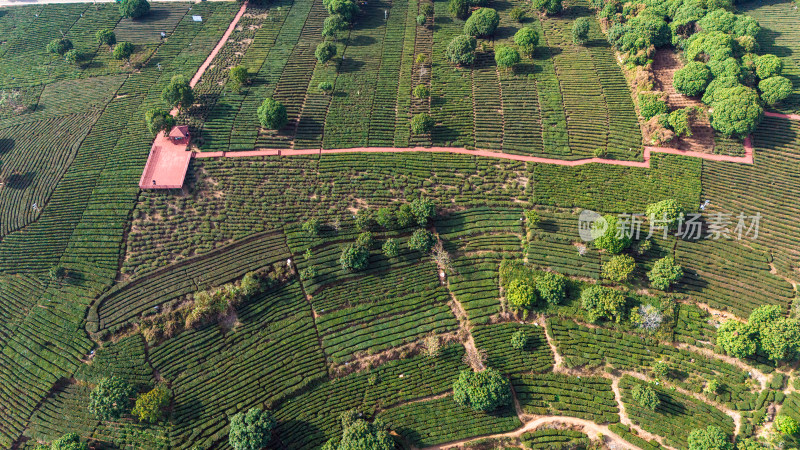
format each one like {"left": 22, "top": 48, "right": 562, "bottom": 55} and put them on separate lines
{"left": 114, "top": 3, "right": 192, "bottom": 44}
{"left": 619, "top": 375, "right": 735, "bottom": 448}
{"left": 73, "top": 334, "right": 154, "bottom": 387}
{"left": 526, "top": 211, "right": 603, "bottom": 279}
{"left": 471, "top": 323, "right": 554, "bottom": 374}
{"left": 521, "top": 429, "right": 591, "bottom": 449}
{"left": 513, "top": 373, "right": 620, "bottom": 423}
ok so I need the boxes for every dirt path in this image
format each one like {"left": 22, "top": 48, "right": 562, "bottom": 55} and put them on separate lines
{"left": 189, "top": 1, "right": 248, "bottom": 89}
{"left": 610, "top": 377, "right": 677, "bottom": 450}
{"left": 538, "top": 315, "right": 564, "bottom": 370}
{"left": 444, "top": 280, "right": 484, "bottom": 371}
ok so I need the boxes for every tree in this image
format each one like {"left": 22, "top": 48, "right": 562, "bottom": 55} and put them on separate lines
{"left": 132, "top": 385, "right": 170, "bottom": 423}
{"left": 775, "top": 415, "right": 800, "bottom": 435}
{"left": 755, "top": 54, "right": 783, "bottom": 79}
{"left": 645, "top": 198, "right": 684, "bottom": 229}
{"left": 410, "top": 112, "right": 434, "bottom": 135}
{"left": 144, "top": 108, "right": 176, "bottom": 136}
{"left": 119, "top": 0, "right": 150, "bottom": 19}
{"left": 652, "top": 360, "right": 668, "bottom": 378}
{"left": 647, "top": 256, "right": 683, "bottom": 290}
{"left": 572, "top": 17, "right": 590, "bottom": 45}
{"left": 89, "top": 376, "right": 134, "bottom": 420}
{"left": 375, "top": 207, "right": 395, "bottom": 229}
{"left": 759, "top": 76, "right": 792, "bottom": 106}
{"left": 710, "top": 85, "right": 764, "bottom": 137}
{"left": 408, "top": 229, "right": 436, "bottom": 253}
{"left": 453, "top": 368, "right": 512, "bottom": 411}
{"left": 382, "top": 239, "right": 398, "bottom": 258}
{"left": 511, "top": 330, "right": 527, "bottom": 350}
{"left": 318, "top": 81, "right": 334, "bottom": 93}
{"left": 356, "top": 231, "right": 373, "bottom": 249}
{"left": 421, "top": 3, "right": 433, "bottom": 15}
{"left": 257, "top": 98, "right": 288, "bottom": 130}
{"left": 633, "top": 304, "right": 664, "bottom": 331}
{"left": 494, "top": 45, "right": 521, "bottom": 70}
{"left": 533, "top": 0, "right": 563, "bottom": 15}
{"left": 315, "top": 41, "right": 337, "bottom": 64}
{"left": 632, "top": 384, "right": 660, "bottom": 410}
{"left": 686, "top": 31, "right": 734, "bottom": 62}
{"left": 49, "top": 264, "right": 66, "bottom": 281}
{"left": 716, "top": 320, "right": 757, "bottom": 358}
{"left": 161, "top": 74, "right": 194, "bottom": 111}
{"left": 673, "top": 61, "right": 712, "bottom": 96}
{"left": 514, "top": 27, "right": 539, "bottom": 57}
{"left": 410, "top": 197, "right": 435, "bottom": 225}
{"left": 48, "top": 433, "right": 86, "bottom": 450}
{"left": 228, "top": 408, "right": 275, "bottom": 450}
{"left": 396, "top": 203, "right": 414, "bottom": 228}
{"left": 705, "top": 378, "right": 721, "bottom": 395}
{"left": 64, "top": 49, "right": 84, "bottom": 65}
{"left": 47, "top": 38, "right": 73, "bottom": 56}
{"left": 323, "top": 14, "right": 347, "bottom": 40}
{"left": 324, "top": 0, "right": 359, "bottom": 22}
{"left": 229, "top": 66, "right": 249, "bottom": 91}
{"left": 302, "top": 217, "right": 320, "bottom": 236}
{"left": 638, "top": 92, "right": 669, "bottom": 120}
{"left": 687, "top": 425, "right": 732, "bottom": 450}
{"left": 446, "top": 35, "right": 477, "bottom": 65}
{"left": 506, "top": 279, "right": 537, "bottom": 310}
{"left": 760, "top": 317, "right": 800, "bottom": 361}
{"left": 594, "top": 215, "right": 631, "bottom": 254}
{"left": 748, "top": 304, "right": 782, "bottom": 329}
{"left": 536, "top": 271, "right": 566, "bottom": 305}
{"left": 339, "top": 243, "right": 369, "bottom": 271}
{"left": 464, "top": 8, "right": 500, "bottom": 37}
{"left": 580, "top": 285, "right": 626, "bottom": 323}
{"left": 416, "top": 14, "right": 427, "bottom": 26}
{"left": 668, "top": 108, "right": 692, "bottom": 137}
{"left": 113, "top": 41, "right": 135, "bottom": 60}
{"left": 96, "top": 29, "right": 116, "bottom": 47}
{"left": 413, "top": 84, "right": 430, "bottom": 98}
{"left": 323, "top": 410, "right": 394, "bottom": 450}
{"left": 448, "top": 0, "right": 470, "bottom": 19}
{"left": 602, "top": 254, "right": 636, "bottom": 282}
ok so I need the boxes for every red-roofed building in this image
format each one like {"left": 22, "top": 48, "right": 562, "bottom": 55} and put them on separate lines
{"left": 168, "top": 125, "right": 190, "bottom": 144}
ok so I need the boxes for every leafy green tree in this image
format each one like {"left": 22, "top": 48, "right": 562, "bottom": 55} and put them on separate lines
{"left": 413, "top": 84, "right": 430, "bottom": 98}
{"left": 668, "top": 108, "right": 692, "bottom": 137}
{"left": 453, "top": 369, "right": 512, "bottom": 411}
{"left": 229, "top": 66, "right": 249, "bottom": 91}
{"left": 536, "top": 271, "right": 566, "bottom": 305}
{"left": 705, "top": 378, "right": 721, "bottom": 395}
{"left": 514, "top": 27, "right": 539, "bottom": 57}
{"left": 324, "top": 410, "right": 394, "bottom": 450}
{"left": 161, "top": 74, "right": 194, "bottom": 111}
{"left": 524, "top": 209, "right": 540, "bottom": 227}
{"left": 375, "top": 207, "right": 395, "bottom": 229}
{"left": 382, "top": 239, "right": 398, "bottom": 258}
{"left": 323, "top": 14, "right": 348, "bottom": 40}
{"left": 594, "top": 215, "right": 631, "bottom": 254}
{"left": 396, "top": 203, "right": 414, "bottom": 228}
{"left": 509, "top": 6, "right": 526, "bottom": 22}
{"left": 755, "top": 54, "right": 782, "bottom": 79}
{"left": 533, "top": 0, "right": 563, "bottom": 15}
{"left": 119, "top": 0, "right": 150, "bottom": 19}
{"left": 302, "top": 217, "right": 321, "bottom": 236}
{"left": 300, "top": 266, "right": 317, "bottom": 280}
{"left": 448, "top": 0, "right": 470, "bottom": 19}
{"left": 339, "top": 243, "right": 369, "bottom": 271}
{"left": 494, "top": 45, "right": 521, "bottom": 70}
{"left": 602, "top": 254, "right": 636, "bottom": 282}
{"left": 89, "top": 376, "right": 134, "bottom": 420}
{"left": 228, "top": 408, "right": 275, "bottom": 450}
{"left": 318, "top": 81, "right": 334, "bottom": 93}
{"left": 354, "top": 209, "right": 374, "bottom": 231}
{"left": 673, "top": 61, "right": 712, "bottom": 96}
{"left": 506, "top": 279, "right": 537, "bottom": 310}
{"left": 446, "top": 35, "right": 477, "bottom": 65}
{"left": 697, "top": 9, "right": 737, "bottom": 35}
{"left": 49, "top": 264, "right": 66, "bottom": 281}
{"left": 132, "top": 385, "right": 171, "bottom": 423}
{"left": 632, "top": 384, "right": 660, "bottom": 410}
{"left": 420, "top": 3, "right": 433, "bottom": 15}
{"left": 356, "top": 231, "right": 373, "bottom": 249}
{"left": 759, "top": 76, "right": 792, "bottom": 106}
{"left": 96, "top": 29, "right": 116, "bottom": 47}
{"left": 48, "top": 433, "right": 86, "bottom": 450}
{"left": 687, "top": 425, "right": 732, "bottom": 450}
{"left": 652, "top": 360, "right": 668, "bottom": 378}
{"left": 646, "top": 199, "right": 684, "bottom": 229}
{"left": 315, "top": 41, "right": 337, "bottom": 64}
{"left": 464, "top": 8, "right": 500, "bottom": 37}
{"left": 416, "top": 13, "right": 427, "bottom": 25}
{"left": 113, "top": 41, "right": 135, "bottom": 61}
{"left": 324, "top": 0, "right": 359, "bottom": 22}
{"left": 716, "top": 320, "right": 757, "bottom": 358}
{"left": 580, "top": 285, "right": 626, "bottom": 323}
{"left": 64, "top": 49, "right": 84, "bottom": 65}
{"left": 408, "top": 229, "right": 436, "bottom": 253}
{"left": 511, "top": 330, "right": 527, "bottom": 350}
{"left": 257, "top": 98, "right": 288, "bottom": 129}
{"left": 707, "top": 57, "right": 742, "bottom": 81}
{"left": 144, "top": 108, "right": 176, "bottom": 136}
{"left": 638, "top": 92, "right": 669, "bottom": 120}
{"left": 748, "top": 304, "right": 782, "bottom": 329}
{"left": 410, "top": 112, "right": 434, "bottom": 134}
{"left": 709, "top": 85, "right": 763, "bottom": 137}
{"left": 775, "top": 415, "right": 800, "bottom": 435}
{"left": 686, "top": 31, "right": 734, "bottom": 62}
{"left": 410, "top": 197, "right": 435, "bottom": 225}
{"left": 760, "top": 317, "right": 800, "bottom": 361}
{"left": 572, "top": 17, "right": 590, "bottom": 45}
{"left": 47, "top": 38, "right": 73, "bottom": 56}
{"left": 647, "top": 256, "right": 683, "bottom": 290}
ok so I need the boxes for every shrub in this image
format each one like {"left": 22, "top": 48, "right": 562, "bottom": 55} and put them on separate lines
{"left": 594, "top": 215, "right": 631, "bottom": 254}
{"left": 687, "top": 425, "right": 732, "bottom": 450}
{"left": 144, "top": 108, "right": 176, "bottom": 136}
{"left": 300, "top": 266, "right": 317, "bottom": 280}
{"left": 509, "top": 6, "right": 526, "bottom": 22}
{"left": 580, "top": 285, "right": 626, "bottom": 323}
{"left": 421, "top": 3, "right": 433, "bottom": 15}
{"left": 775, "top": 415, "right": 800, "bottom": 435}
{"left": 645, "top": 198, "right": 684, "bottom": 229}
{"left": 416, "top": 14, "right": 426, "bottom": 25}
{"left": 47, "top": 38, "right": 73, "bottom": 56}
{"left": 339, "top": 244, "right": 369, "bottom": 271}
{"left": 410, "top": 112, "right": 434, "bottom": 134}
{"left": 514, "top": 27, "right": 539, "bottom": 57}
{"left": 536, "top": 271, "right": 566, "bottom": 305}
{"left": 572, "top": 17, "right": 590, "bottom": 45}
{"left": 132, "top": 385, "right": 170, "bottom": 423}
{"left": 632, "top": 384, "right": 660, "bottom": 410}
{"left": 113, "top": 41, "right": 135, "bottom": 60}
{"left": 316, "top": 41, "right": 337, "bottom": 64}
{"left": 161, "top": 74, "right": 194, "bottom": 110}
{"left": 448, "top": 0, "right": 470, "bottom": 19}
{"left": 323, "top": 14, "right": 347, "bottom": 40}
{"left": 464, "top": 8, "right": 500, "bottom": 37}
{"left": 533, "top": 0, "right": 563, "bottom": 15}
{"left": 510, "top": 330, "right": 527, "bottom": 350}
{"left": 324, "top": 410, "right": 393, "bottom": 450}
{"left": 408, "top": 229, "right": 436, "bottom": 253}
{"left": 410, "top": 197, "right": 436, "bottom": 225}
{"left": 673, "top": 61, "right": 711, "bottom": 96}
{"left": 382, "top": 239, "right": 398, "bottom": 258}
{"left": 96, "top": 29, "right": 116, "bottom": 47}
{"left": 524, "top": 209, "right": 540, "bottom": 227}
{"left": 652, "top": 360, "right": 668, "bottom": 378}
{"left": 356, "top": 231, "right": 373, "bottom": 249}
{"left": 668, "top": 108, "right": 692, "bottom": 137}
{"left": 89, "top": 376, "right": 134, "bottom": 420}
{"left": 302, "top": 218, "right": 320, "bottom": 236}
{"left": 453, "top": 369, "right": 512, "bottom": 412}
{"left": 647, "top": 256, "right": 683, "bottom": 290}
{"left": 48, "top": 434, "right": 86, "bottom": 450}
{"left": 119, "top": 0, "right": 150, "bottom": 19}
{"left": 413, "top": 84, "right": 430, "bottom": 98}
{"left": 601, "top": 254, "right": 636, "bottom": 282}
{"left": 324, "top": 0, "right": 359, "bottom": 22}
{"left": 229, "top": 66, "right": 249, "bottom": 90}
{"left": 257, "top": 98, "right": 288, "bottom": 129}
{"left": 318, "top": 81, "right": 334, "bottom": 93}
{"left": 228, "top": 408, "right": 275, "bottom": 450}
{"left": 759, "top": 76, "right": 792, "bottom": 106}
{"left": 446, "top": 35, "right": 477, "bottom": 65}
{"left": 755, "top": 54, "right": 782, "bottom": 79}
{"left": 632, "top": 304, "right": 664, "bottom": 331}
{"left": 705, "top": 378, "right": 720, "bottom": 395}
{"left": 638, "top": 92, "right": 669, "bottom": 120}
{"left": 494, "top": 45, "right": 521, "bottom": 70}
{"left": 506, "top": 279, "right": 537, "bottom": 310}
{"left": 709, "top": 85, "right": 763, "bottom": 137}
{"left": 716, "top": 320, "right": 757, "bottom": 358}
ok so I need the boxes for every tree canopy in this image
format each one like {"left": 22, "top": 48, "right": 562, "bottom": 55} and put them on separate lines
{"left": 647, "top": 256, "right": 683, "bottom": 290}
{"left": 759, "top": 76, "right": 792, "bottom": 106}
{"left": 410, "top": 112, "right": 434, "bottom": 135}
{"left": 113, "top": 41, "right": 135, "bottom": 60}
{"left": 316, "top": 41, "right": 337, "bottom": 64}
{"left": 536, "top": 271, "right": 567, "bottom": 305}
{"left": 161, "top": 75, "right": 194, "bottom": 110}
{"left": 494, "top": 45, "right": 521, "bottom": 70}
{"left": 755, "top": 54, "right": 783, "bottom": 79}
{"left": 464, "top": 8, "right": 500, "bottom": 37}
{"left": 229, "top": 66, "right": 249, "bottom": 90}
{"left": 228, "top": 408, "right": 276, "bottom": 450}
{"left": 448, "top": 0, "right": 470, "bottom": 19}
{"left": 132, "top": 385, "right": 171, "bottom": 423}
{"left": 88, "top": 376, "right": 134, "bottom": 420}
{"left": 323, "top": 0, "right": 359, "bottom": 22}
{"left": 339, "top": 243, "right": 369, "bottom": 271}
{"left": 572, "top": 17, "right": 590, "bottom": 45}
{"left": 96, "top": 29, "right": 116, "bottom": 47}
{"left": 593, "top": 215, "right": 631, "bottom": 254}
{"left": 687, "top": 425, "right": 732, "bottom": 450}
{"left": 506, "top": 279, "right": 537, "bottom": 310}
{"left": 673, "top": 62, "right": 712, "bottom": 97}
{"left": 602, "top": 254, "right": 636, "bottom": 282}
{"left": 514, "top": 27, "right": 539, "bottom": 57}
{"left": 709, "top": 85, "right": 763, "bottom": 137}
{"left": 446, "top": 35, "right": 477, "bottom": 65}
{"left": 144, "top": 108, "right": 176, "bottom": 136}
{"left": 408, "top": 229, "right": 436, "bottom": 253}
{"left": 323, "top": 14, "right": 348, "bottom": 40}
{"left": 119, "top": 0, "right": 150, "bottom": 19}
{"left": 47, "top": 38, "right": 73, "bottom": 56}
{"left": 322, "top": 410, "right": 394, "bottom": 450}
{"left": 646, "top": 198, "right": 684, "bottom": 229}
{"left": 257, "top": 98, "right": 288, "bottom": 129}
{"left": 453, "top": 368, "right": 512, "bottom": 411}
{"left": 580, "top": 285, "right": 626, "bottom": 323}
{"left": 632, "top": 384, "right": 660, "bottom": 410}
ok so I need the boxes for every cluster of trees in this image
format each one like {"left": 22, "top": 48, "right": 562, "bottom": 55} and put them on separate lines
{"left": 505, "top": 271, "right": 567, "bottom": 311}
{"left": 86, "top": 376, "right": 171, "bottom": 425}
{"left": 452, "top": 368, "right": 512, "bottom": 411}
{"left": 143, "top": 75, "right": 195, "bottom": 135}
{"left": 717, "top": 304, "right": 800, "bottom": 362}
{"left": 34, "top": 433, "right": 86, "bottom": 450}
{"left": 322, "top": 410, "right": 394, "bottom": 450}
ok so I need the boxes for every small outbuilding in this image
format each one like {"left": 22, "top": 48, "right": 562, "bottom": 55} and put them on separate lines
{"left": 168, "top": 125, "right": 191, "bottom": 145}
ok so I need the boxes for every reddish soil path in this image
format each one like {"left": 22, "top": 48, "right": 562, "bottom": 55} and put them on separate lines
{"left": 189, "top": 1, "right": 248, "bottom": 89}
